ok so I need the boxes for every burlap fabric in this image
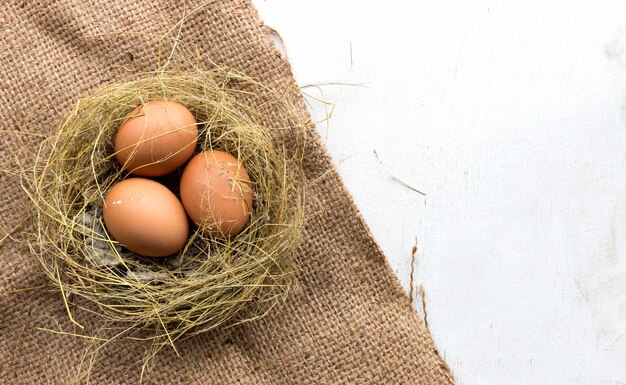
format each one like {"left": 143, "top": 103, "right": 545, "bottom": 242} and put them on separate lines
{"left": 0, "top": 1, "right": 454, "bottom": 384}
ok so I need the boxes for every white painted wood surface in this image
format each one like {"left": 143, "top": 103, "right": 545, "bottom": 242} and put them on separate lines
{"left": 255, "top": 1, "right": 626, "bottom": 384}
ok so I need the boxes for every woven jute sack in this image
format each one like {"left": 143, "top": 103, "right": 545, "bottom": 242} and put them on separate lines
{"left": 0, "top": 1, "right": 454, "bottom": 384}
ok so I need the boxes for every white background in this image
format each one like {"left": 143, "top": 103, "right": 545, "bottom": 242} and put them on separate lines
{"left": 255, "top": 1, "right": 626, "bottom": 384}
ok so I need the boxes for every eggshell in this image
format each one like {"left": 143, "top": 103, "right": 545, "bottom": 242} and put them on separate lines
{"left": 180, "top": 150, "right": 253, "bottom": 238}
{"left": 103, "top": 178, "right": 189, "bottom": 257}
{"left": 115, "top": 100, "right": 198, "bottom": 177}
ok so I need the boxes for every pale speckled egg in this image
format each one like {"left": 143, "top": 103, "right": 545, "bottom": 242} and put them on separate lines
{"left": 103, "top": 178, "right": 189, "bottom": 257}
{"left": 180, "top": 150, "right": 253, "bottom": 238}
{"left": 115, "top": 100, "right": 198, "bottom": 177}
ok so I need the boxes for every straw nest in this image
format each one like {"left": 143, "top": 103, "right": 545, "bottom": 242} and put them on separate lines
{"left": 23, "top": 69, "right": 305, "bottom": 359}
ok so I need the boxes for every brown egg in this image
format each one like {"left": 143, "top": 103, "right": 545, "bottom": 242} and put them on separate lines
{"left": 115, "top": 100, "right": 198, "bottom": 177}
{"left": 180, "top": 150, "right": 253, "bottom": 238}
{"left": 103, "top": 178, "right": 189, "bottom": 257}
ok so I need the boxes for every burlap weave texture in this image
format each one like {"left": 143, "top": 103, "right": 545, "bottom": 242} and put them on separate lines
{"left": 0, "top": 1, "right": 455, "bottom": 384}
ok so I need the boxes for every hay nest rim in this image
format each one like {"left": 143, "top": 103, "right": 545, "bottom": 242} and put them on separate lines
{"left": 24, "top": 69, "right": 305, "bottom": 354}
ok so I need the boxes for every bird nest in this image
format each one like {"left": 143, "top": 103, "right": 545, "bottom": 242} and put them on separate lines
{"left": 22, "top": 69, "right": 305, "bottom": 367}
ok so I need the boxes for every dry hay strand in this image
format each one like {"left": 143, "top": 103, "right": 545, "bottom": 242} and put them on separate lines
{"left": 19, "top": 68, "right": 306, "bottom": 373}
